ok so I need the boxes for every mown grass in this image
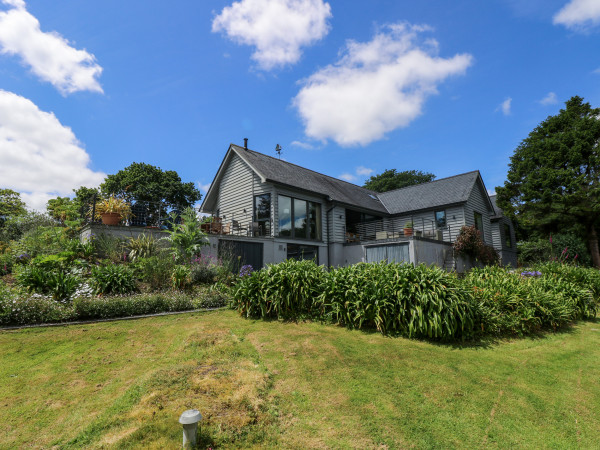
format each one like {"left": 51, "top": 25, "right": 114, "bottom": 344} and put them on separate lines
{"left": 1, "top": 310, "right": 599, "bottom": 448}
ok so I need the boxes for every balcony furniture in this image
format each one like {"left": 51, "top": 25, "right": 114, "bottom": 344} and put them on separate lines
{"left": 232, "top": 219, "right": 247, "bottom": 235}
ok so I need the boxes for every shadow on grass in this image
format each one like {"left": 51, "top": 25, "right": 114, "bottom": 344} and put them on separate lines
{"left": 235, "top": 310, "right": 599, "bottom": 351}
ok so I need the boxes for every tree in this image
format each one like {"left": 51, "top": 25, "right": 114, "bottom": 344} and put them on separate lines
{"left": 496, "top": 96, "right": 600, "bottom": 267}
{"left": 363, "top": 169, "right": 436, "bottom": 192}
{"left": 100, "top": 162, "right": 201, "bottom": 211}
{"left": 0, "top": 189, "right": 27, "bottom": 226}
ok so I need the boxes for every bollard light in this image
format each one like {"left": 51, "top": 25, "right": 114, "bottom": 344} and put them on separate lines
{"left": 179, "top": 409, "right": 202, "bottom": 448}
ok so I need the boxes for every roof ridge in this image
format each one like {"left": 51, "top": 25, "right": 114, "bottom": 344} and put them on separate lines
{"left": 378, "top": 170, "right": 480, "bottom": 197}
{"left": 231, "top": 144, "right": 381, "bottom": 195}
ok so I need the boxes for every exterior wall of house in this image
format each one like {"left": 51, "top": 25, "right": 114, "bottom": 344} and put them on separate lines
{"left": 411, "top": 238, "right": 453, "bottom": 267}
{"left": 463, "top": 182, "right": 493, "bottom": 245}
{"left": 217, "top": 153, "right": 273, "bottom": 232}
{"left": 491, "top": 218, "right": 518, "bottom": 267}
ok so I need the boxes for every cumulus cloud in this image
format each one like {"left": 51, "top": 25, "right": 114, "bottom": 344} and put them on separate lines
{"left": 0, "top": 90, "right": 106, "bottom": 210}
{"left": 356, "top": 166, "right": 373, "bottom": 176}
{"left": 290, "top": 140, "right": 315, "bottom": 149}
{"left": 0, "top": 0, "right": 103, "bottom": 95}
{"left": 212, "top": 0, "right": 331, "bottom": 70}
{"left": 338, "top": 166, "right": 374, "bottom": 183}
{"left": 539, "top": 92, "right": 558, "bottom": 105}
{"left": 197, "top": 182, "right": 212, "bottom": 193}
{"left": 338, "top": 173, "right": 356, "bottom": 182}
{"left": 293, "top": 23, "right": 472, "bottom": 146}
{"left": 497, "top": 97, "right": 512, "bottom": 115}
{"left": 554, "top": 0, "right": 600, "bottom": 29}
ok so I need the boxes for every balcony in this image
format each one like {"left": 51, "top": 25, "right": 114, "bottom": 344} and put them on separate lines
{"left": 346, "top": 218, "right": 448, "bottom": 244}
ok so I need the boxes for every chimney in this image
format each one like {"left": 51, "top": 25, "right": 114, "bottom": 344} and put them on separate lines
{"left": 243, "top": 138, "right": 248, "bottom": 150}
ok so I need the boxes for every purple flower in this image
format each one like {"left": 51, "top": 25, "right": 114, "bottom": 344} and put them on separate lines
{"left": 239, "top": 265, "right": 254, "bottom": 277}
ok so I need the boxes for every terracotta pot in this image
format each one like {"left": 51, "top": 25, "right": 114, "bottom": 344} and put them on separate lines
{"left": 101, "top": 212, "right": 122, "bottom": 226}
{"left": 403, "top": 227, "right": 413, "bottom": 237}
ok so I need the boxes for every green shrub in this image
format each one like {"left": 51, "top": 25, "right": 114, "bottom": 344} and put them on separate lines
{"left": 320, "top": 262, "right": 474, "bottom": 339}
{"left": 453, "top": 225, "right": 499, "bottom": 266}
{"left": 0, "top": 285, "right": 76, "bottom": 325}
{"left": 535, "top": 261, "right": 600, "bottom": 306}
{"left": 190, "top": 262, "right": 218, "bottom": 284}
{"left": 518, "top": 233, "right": 592, "bottom": 267}
{"left": 15, "top": 265, "right": 81, "bottom": 301}
{"left": 163, "top": 207, "right": 208, "bottom": 262}
{"left": 171, "top": 265, "right": 192, "bottom": 290}
{"left": 73, "top": 292, "right": 197, "bottom": 319}
{"left": 232, "top": 259, "right": 327, "bottom": 320}
{"left": 136, "top": 254, "right": 176, "bottom": 290}
{"left": 0, "top": 252, "right": 14, "bottom": 275}
{"left": 90, "top": 264, "right": 138, "bottom": 295}
{"left": 126, "top": 234, "right": 158, "bottom": 261}
{"left": 465, "top": 266, "right": 595, "bottom": 336}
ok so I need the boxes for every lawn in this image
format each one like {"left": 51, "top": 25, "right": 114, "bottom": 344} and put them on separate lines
{"left": 1, "top": 310, "right": 599, "bottom": 448}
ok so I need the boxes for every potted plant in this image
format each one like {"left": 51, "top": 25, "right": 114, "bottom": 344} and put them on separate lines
{"left": 93, "top": 196, "right": 132, "bottom": 226}
{"left": 403, "top": 221, "right": 414, "bottom": 237}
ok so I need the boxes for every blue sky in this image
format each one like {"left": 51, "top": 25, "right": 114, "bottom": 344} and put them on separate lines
{"left": 0, "top": 0, "right": 599, "bottom": 210}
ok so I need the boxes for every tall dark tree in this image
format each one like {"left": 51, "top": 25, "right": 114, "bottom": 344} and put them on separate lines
{"left": 100, "top": 162, "right": 201, "bottom": 210}
{"left": 496, "top": 96, "right": 600, "bottom": 267}
{"left": 363, "top": 169, "right": 436, "bottom": 193}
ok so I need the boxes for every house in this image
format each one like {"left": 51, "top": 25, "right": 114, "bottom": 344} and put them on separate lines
{"left": 199, "top": 142, "right": 517, "bottom": 271}
{"left": 489, "top": 195, "right": 518, "bottom": 267}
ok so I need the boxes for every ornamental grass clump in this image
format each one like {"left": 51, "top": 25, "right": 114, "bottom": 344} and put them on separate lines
{"left": 319, "top": 262, "right": 474, "bottom": 339}
{"left": 232, "top": 259, "right": 326, "bottom": 320}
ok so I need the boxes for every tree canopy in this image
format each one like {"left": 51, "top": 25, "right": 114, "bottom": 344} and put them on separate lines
{"left": 0, "top": 189, "right": 27, "bottom": 225}
{"left": 363, "top": 169, "right": 436, "bottom": 193}
{"left": 496, "top": 96, "right": 600, "bottom": 267}
{"left": 100, "top": 162, "right": 201, "bottom": 210}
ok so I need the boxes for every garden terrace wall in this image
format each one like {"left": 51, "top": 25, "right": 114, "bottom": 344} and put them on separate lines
{"left": 80, "top": 223, "right": 170, "bottom": 243}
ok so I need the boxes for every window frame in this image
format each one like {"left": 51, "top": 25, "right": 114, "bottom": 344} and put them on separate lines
{"left": 504, "top": 223, "right": 512, "bottom": 248}
{"left": 253, "top": 193, "right": 271, "bottom": 237}
{"left": 434, "top": 210, "right": 446, "bottom": 228}
{"left": 278, "top": 194, "right": 322, "bottom": 241}
{"left": 474, "top": 211, "right": 484, "bottom": 239}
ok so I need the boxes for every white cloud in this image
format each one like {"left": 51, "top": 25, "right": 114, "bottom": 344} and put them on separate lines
{"left": 553, "top": 0, "right": 600, "bottom": 29}
{"left": 338, "top": 173, "right": 357, "bottom": 182}
{"left": 212, "top": 0, "right": 332, "bottom": 70}
{"left": 290, "top": 140, "right": 315, "bottom": 149}
{"left": 293, "top": 23, "right": 473, "bottom": 146}
{"left": 539, "top": 92, "right": 558, "bottom": 105}
{"left": 0, "top": 0, "right": 103, "bottom": 95}
{"left": 497, "top": 97, "right": 512, "bottom": 115}
{"left": 198, "top": 182, "right": 212, "bottom": 193}
{"left": 0, "top": 90, "right": 106, "bottom": 210}
{"left": 338, "top": 166, "right": 374, "bottom": 183}
{"left": 356, "top": 166, "right": 373, "bottom": 176}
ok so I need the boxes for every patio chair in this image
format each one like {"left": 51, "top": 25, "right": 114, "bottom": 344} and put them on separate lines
{"left": 232, "top": 219, "right": 247, "bottom": 235}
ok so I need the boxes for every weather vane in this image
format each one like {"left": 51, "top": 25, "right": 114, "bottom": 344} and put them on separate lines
{"left": 275, "top": 144, "right": 282, "bottom": 159}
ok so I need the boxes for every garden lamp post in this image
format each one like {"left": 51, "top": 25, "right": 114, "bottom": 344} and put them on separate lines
{"left": 179, "top": 409, "right": 202, "bottom": 448}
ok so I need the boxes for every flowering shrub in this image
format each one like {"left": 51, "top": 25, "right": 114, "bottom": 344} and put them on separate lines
{"left": 521, "top": 271, "right": 542, "bottom": 277}
{"left": 239, "top": 265, "right": 253, "bottom": 278}
{"left": 453, "top": 226, "right": 498, "bottom": 266}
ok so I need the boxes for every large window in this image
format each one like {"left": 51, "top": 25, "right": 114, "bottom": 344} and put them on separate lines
{"left": 504, "top": 223, "right": 512, "bottom": 248}
{"left": 278, "top": 195, "right": 321, "bottom": 240}
{"left": 474, "top": 212, "right": 484, "bottom": 239}
{"left": 253, "top": 194, "right": 271, "bottom": 236}
{"left": 435, "top": 210, "right": 446, "bottom": 228}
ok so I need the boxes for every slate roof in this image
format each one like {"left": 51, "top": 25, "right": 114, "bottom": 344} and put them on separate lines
{"left": 233, "top": 145, "right": 388, "bottom": 214}
{"left": 488, "top": 195, "right": 504, "bottom": 219}
{"left": 377, "top": 171, "right": 481, "bottom": 215}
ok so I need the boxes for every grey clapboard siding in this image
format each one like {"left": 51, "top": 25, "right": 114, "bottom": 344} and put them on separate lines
{"left": 463, "top": 183, "right": 493, "bottom": 245}
{"left": 218, "top": 153, "right": 273, "bottom": 235}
